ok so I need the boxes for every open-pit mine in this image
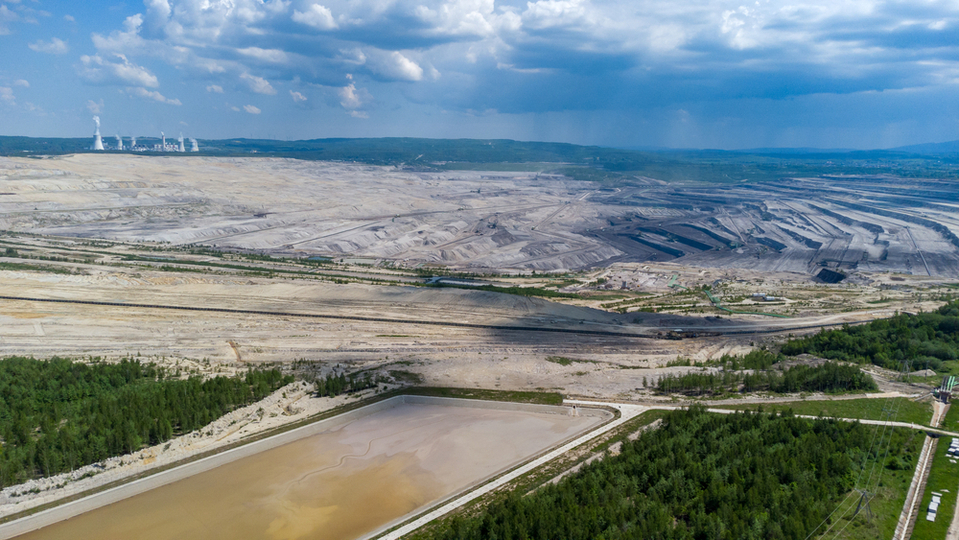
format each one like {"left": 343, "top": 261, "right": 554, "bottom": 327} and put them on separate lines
{"left": 0, "top": 152, "right": 958, "bottom": 539}
{"left": 1, "top": 154, "right": 956, "bottom": 275}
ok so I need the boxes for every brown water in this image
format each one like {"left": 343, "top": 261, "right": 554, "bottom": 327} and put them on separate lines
{"left": 17, "top": 402, "right": 602, "bottom": 540}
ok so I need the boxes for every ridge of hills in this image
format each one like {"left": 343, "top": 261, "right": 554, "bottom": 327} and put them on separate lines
{"left": 3, "top": 135, "right": 959, "bottom": 183}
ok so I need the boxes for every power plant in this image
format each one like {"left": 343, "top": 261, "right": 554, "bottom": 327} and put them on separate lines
{"left": 90, "top": 117, "right": 199, "bottom": 153}
{"left": 91, "top": 117, "right": 104, "bottom": 151}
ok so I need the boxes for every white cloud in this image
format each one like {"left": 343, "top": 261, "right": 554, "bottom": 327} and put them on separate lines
{"left": 337, "top": 48, "right": 367, "bottom": 66}
{"left": 243, "top": 104, "right": 261, "bottom": 114}
{"left": 289, "top": 90, "right": 307, "bottom": 102}
{"left": 292, "top": 3, "right": 337, "bottom": 30}
{"left": 144, "top": 0, "right": 172, "bottom": 32}
{"left": 0, "top": 87, "right": 14, "bottom": 106}
{"left": 367, "top": 51, "right": 424, "bottom": 82}
{"left": 78, "top": 54, "right": 159, "bottom": 88}
{"left": 28, "top": 37, "right": 69, "bottom": 54}
{"left": 521, "top": 0, "right": 590, "bottom": 30}
{"left": 206, "top": 84, "right": 224, "bottom": 93}
{"left": 349, "top": 110, "right": 368, "bottom": 118}
{"left": 338, "top": 76, "right": 363, "bottom": 109}
{"left": 240, "top": 72, "right": 276, "bottom": 94}
{"left": 0, "top": 5, "right": 18, "bottom": 35}
{"left": 87, "top": 99, "right": 104, "bottom": 114}
{"left": 238, "top": 47, "right": 290, "bottom": 64}
{"left": 92, "top": 14, "right": 147, "bottom": 55}
{"left": 63, "top": 14, "right": 75, "bottom": 22}
{"left": 77, "top": 0, "right": 959, "bottom": 129}
{"left": 13, "top": 79, "right": 28, "bottom": 87}
{"left": 125, "top": 87, "right": 182, "bottom": 105}
{"left": 413, "top": 0, "right": 499, "bottom": 39}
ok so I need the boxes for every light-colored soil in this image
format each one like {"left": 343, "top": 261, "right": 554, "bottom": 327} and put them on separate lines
{"left": 1, "top": 155, "right": 956, "bottom": 274}
{"left": 0, "top": 155, "right": 956, "bottom": 535}
{"left": 8, "top": 399, "right": 606, "bottom": 540}
{"left": 0, "top": 155, "right": 621, "bottom": 271}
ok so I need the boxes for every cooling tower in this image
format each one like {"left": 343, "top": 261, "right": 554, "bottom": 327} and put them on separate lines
{"left": 92, "top": 117, "right": 104, "bottom": 151}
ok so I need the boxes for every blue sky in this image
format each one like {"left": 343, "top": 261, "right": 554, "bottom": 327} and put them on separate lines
{"left": 1, "top": 0, "right": 958, "bottom": 149}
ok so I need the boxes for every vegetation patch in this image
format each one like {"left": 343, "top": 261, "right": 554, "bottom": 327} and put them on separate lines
{"left": 910, "top": 437, "right": 959, "bottom": 540}
{"left": 424, "top": 407, "right": 915, "bottom": 540}
{"left": 782, "top": 299, "right": 959, "bottom": 372}
{"left": 657, "top": 362, "right": 877, "bottom": 396}
{"left": 712, "top": 397, "right": 933, "bottom": 427}
{"left": 387, "top": 369, "right": 425, "bottom": 385}
{"left": 0, "top": 356, "right": 291, "bottom": 486}
{"left": 545, "top": 356, "right": 596, "bottom": 366}
{"left": 426, "top": 282, "right": 580, "bottom": 299}
{"left": 401, "top": 387, "right": 564, "bottom": 406}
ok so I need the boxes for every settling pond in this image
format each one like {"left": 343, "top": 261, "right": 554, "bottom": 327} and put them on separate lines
{"left": 6, "top": 396, "right": 609, "bottom": 540}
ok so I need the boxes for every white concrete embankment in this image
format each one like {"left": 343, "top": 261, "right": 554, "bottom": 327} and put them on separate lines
{"left": 374, "top": 400, "right": 647, "bottom": 540}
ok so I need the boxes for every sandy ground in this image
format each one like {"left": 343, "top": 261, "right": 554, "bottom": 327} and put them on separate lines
{"left": 1, "top": 155, "right": 956, "bottom": 274}
{"left": 0, "top": 263, "right": 933, "bottom": 404}
{"left": 9, "top": 399, "right": 606, "bottom": 540}
{"left": 0, "top": 155, "right": 621, "bottom": 271}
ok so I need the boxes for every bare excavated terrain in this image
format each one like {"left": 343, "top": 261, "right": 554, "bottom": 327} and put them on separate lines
{"left": 1, "top": 153, "right": 957, "bottom": 399}
{"left": 1, "top": 154, "right": 955, "bottom": 531}
{"left": 1, "top": 154, "right": 957, "bottom": 275}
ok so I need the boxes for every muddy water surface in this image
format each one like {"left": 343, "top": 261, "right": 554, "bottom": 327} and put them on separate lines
{"left": 18, "top": 402, "right": 603, "bottom": 540}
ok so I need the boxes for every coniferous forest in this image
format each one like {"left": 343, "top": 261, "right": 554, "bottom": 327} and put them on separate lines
{"left": 782, "top": 299, "right": 959, "bottom": 370}
{"left": 435, "top": 407, "right": 910, "bottom": 540}
{"left": 0, "top": 356, "right": 292, "bottom": 486}
{"left": 656, "top": 361, "right": 877, "bottom": 396}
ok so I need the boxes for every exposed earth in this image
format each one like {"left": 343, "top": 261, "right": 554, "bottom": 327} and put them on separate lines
{"left": 1, "top": 154, "right": 957, "bottom": 274}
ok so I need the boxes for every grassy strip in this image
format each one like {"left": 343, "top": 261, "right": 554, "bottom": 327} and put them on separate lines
{"left": 544, "top": 356, "right": 597, "bottom": 367}
{"left": 832, "top": 429, "right": 925, "bottom": 540}
{"left": 942, "top": 402, "right": 959, "bottom": 433}
{"left": 425, "top": 282, "right": 580, "bottom": 299}
{"left": 711, "top": 397, "right": 933, "bottom": 427}
{"left": 910, "top": 437, "right": 958, "bottom": 540}
{"left": 401, "top": 386, "right": 564, "bottom": 406}
{"left": 0, "top": 261, "right": 75, "bottom": 275}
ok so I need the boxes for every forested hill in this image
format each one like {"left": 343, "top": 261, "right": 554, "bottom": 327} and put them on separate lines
{"left": 782, "top": 299, "right": 959, "bottom": 371}
{"left": 0, "top": 356, "right": 292, "bottom": 486}
{"left": 4, "top": 136, "right": 959, "bottom": 183}
{"left": 433, "top": 407, "right": 909, "bottom": 540}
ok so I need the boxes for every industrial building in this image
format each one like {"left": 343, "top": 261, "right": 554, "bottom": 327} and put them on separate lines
{"left": 91, "top": 118, "right": 198, "bottom": 153}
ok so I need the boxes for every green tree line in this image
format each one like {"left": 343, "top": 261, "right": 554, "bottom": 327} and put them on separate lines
{"left": 781, "top": 299, "right": 959, "bottom": 371}
{"left": 435, "top": 406, "right": 911, "bottom": 540}
{"left": 656, "top": 362, "right": 877, "bottom": 396}
{"left": 0, "top": 356, "right": 292, "bottom": 486}
{"left": 711, "top": 349, "right": 782, "bottom": 370}
{"left": 312, "top": 371, "right": 380, "bottom": 397}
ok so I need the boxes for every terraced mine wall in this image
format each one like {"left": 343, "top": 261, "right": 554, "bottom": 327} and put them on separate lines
{"left": 829, "top": 199, "right": 959, "bottom": 249}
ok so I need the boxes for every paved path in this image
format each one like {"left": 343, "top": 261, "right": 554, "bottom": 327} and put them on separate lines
{"left": 378, "top": 397, "right": 959, "bottom": 539}
{"left": 374, "top": 401, "right": 648, "bottom": 540}
{"left": 626, "top": 402, "right": 959, "bottom": 438}
{"left": 377, "top": 398, "right": 957, "bottom": 539}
